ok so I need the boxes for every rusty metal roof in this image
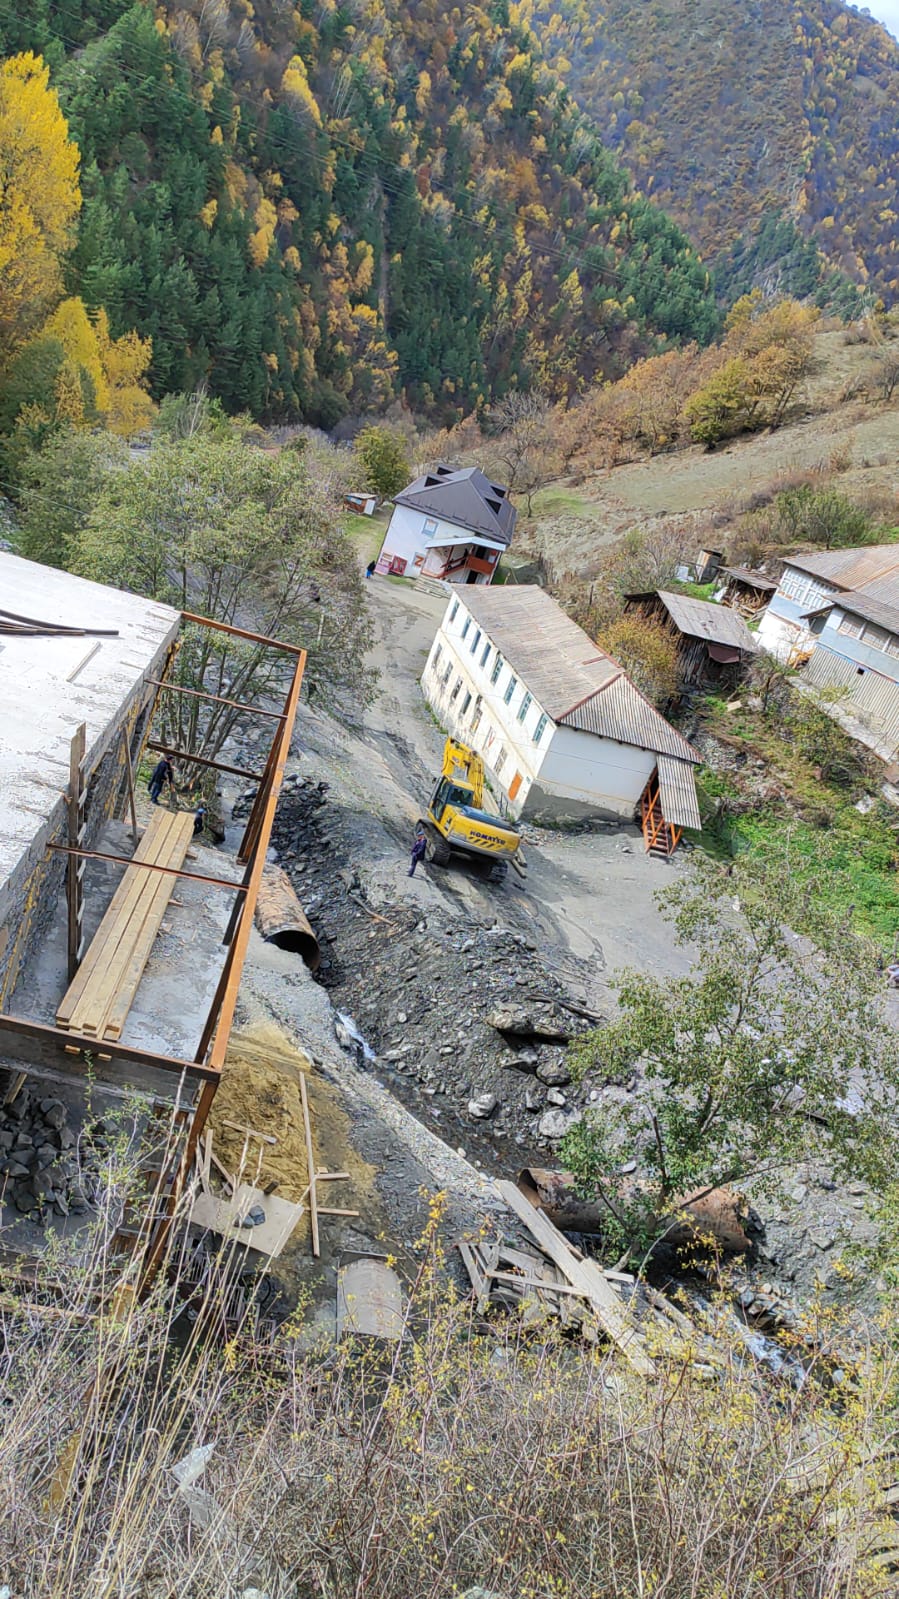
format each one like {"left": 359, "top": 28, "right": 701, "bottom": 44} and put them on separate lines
{"left": 643, "top": 591, "right": 760, "bottom": 652}
{"left": 394, "top": 465, "right": 516, "bottom": 544}
{"left": 657, "top": 754, "right": 701, "bottom": 830}
{"left": 453, "top": 586, "right": 699, "bottom": 762}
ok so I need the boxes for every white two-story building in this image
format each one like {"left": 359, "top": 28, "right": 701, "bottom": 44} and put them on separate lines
{"left": 376, "top": 464, "right": 515, "bottom": 585}
{"left": 421, "top": 585, "right": 701, "bottom": 854}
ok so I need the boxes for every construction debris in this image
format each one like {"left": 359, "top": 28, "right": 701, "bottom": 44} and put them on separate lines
{"left": 517, "top": 1167, "right": 752, "bottom": 1255}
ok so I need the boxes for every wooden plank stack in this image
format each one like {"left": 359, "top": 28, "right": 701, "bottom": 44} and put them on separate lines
{"left": 56, "top": 809, "right": 195, "bottom": 1042}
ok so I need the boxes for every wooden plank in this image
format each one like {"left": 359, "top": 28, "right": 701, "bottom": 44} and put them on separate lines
{"left": 120, "top": 726, "right": 139, "bottom": 843}
{"left": 299, "top": 1070, "right": 319, "bottom": 1258}
{"left": 56, "top": 810, "right": 177, "bottom": 1026}
{"left": 69, "top": 813, "right": 187, "bottom": 1037}
{"left": 221, "top": 1119, "right": 277, "bottom": 1147}
{"left": 494, "top": 1179, "right": 656, "bottom": 1376}
{"left": 102, "top": 813, "right": 194, "bottom": 1039}
{"left": 456, "top": 1240, "right": 492, "bottom": 1313}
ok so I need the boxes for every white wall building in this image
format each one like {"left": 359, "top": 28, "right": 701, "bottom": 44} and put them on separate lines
{"left": 376, "top": 465, "right": 515, "bottom": 585}
{"left": 757, "top": 545, "right": 899, "bottom": 662}
{"left": 421, "top": 586, "right": 701, "bottom": 852}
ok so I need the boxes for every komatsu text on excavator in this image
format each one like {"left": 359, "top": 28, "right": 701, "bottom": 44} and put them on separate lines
{"left": 419, "top": 738, "right": 527, "bottom": 884}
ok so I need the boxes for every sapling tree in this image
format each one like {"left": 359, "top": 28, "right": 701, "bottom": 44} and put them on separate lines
{"left": 76, "top": 434, "right": 375, "bottom": 757}
{"left": 561, "top": 854, "right": 899, "bottom": 1254}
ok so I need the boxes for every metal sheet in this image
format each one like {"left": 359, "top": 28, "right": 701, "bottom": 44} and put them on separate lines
{"left": 804, "top": 648, "right": 899, "bottom": 745}
{"left": 628, "top": 590, "right": 758, "bottom": 652}
{"left": 561, "top": 676, "right": 699, "bottom": 762}
{"left": 657, "top": 755, "right": 702, "bottom": 831}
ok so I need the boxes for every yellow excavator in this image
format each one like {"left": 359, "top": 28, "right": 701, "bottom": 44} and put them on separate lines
{"left": 419, "top": 738, "right": 527, "bottom": 884}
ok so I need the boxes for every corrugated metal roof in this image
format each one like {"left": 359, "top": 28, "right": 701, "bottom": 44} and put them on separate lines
{"left": 657, "top": 754, "right": 702, "bottom": 830}
{"left": 787, "top": 545, "right": 899, "bottom": 589}
{"left": 560, "top": 675, "right": 699, "bottom": 762}
{"left": 453, "top": 586, "right": 699, "bottom": 761}
{"left": 454, "top": 586, "right": 619, "bottom": 717}
{"left": 632, "top": 591, "right": 759, "bottom": 651}
{"left": 833, "top": 590, "right": 899, "bottom": 634}
{"left": 394, "top": 465, "right": 516, "bottom": 544}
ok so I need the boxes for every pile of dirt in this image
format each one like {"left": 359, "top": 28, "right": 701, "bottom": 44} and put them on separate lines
{"left": 211, "top": 1021, "right": 377, "bottom": 1211}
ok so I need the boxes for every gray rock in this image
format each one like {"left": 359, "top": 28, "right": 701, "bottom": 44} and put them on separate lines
{"left": 538, "top": 1108, "right": 583, "bottom": 1140}
{"left": 524, "top": 1088, "right": 543, "bottom": 1112}
{"left": 535, "top": 1060, "right": 571, "bottom": 1087}
{"left": 546, "top": 1087, "right": 567, "bottom": 1107}
{"left": 486, "top": 1004, "right": 570, "bottom": 1043}
{"left": 44, "top": 1105, "right": 67, "bottom": 1131}
{"left": 468, "top": 1093, "right": 498, "bottom": 1120}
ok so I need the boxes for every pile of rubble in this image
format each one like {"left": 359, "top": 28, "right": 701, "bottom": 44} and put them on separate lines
{"left": 0, "top": 1089, "right": 99, "bottom": 1221}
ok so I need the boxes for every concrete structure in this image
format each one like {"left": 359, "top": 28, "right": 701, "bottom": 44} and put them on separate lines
{"left": 625, "top": 590, "right": 759, "bottom": 688}
{"left": 757, "top": 546, "right": 899, "bottom": 665}
{"left": 421, "top": 586, "right": 700, "bottom": 848}
{"left": 0, "top": 554, "right": 181, "bottom": 1001}
{"left": 376, "top": 465, "right": 515, "bottom": 584}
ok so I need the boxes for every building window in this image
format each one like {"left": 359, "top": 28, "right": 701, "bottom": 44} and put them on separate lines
{"left": 838, "top": 614, "right": 865, "bottom": 640}
{"left": 480, "top": 641, "right": 491, "bottom": 669}
{"left": 470, "top": 628, "right": 481, "bottom": 655}
{"left": 461, "top": 691, "right": 472, "bottom": 715}
{"left": 471, "top": 695, "right": 483, "bottom": 732}
{"left": 442, "top": 661, "right": 453, "bottom": 686}
{"left": 517, "top": 691, "right": 532, "bottom": 724}
{"left": 495, "top": 745, "right": 507, "bottom": 774}
{"left": 423, "top": 517, "right": 438, "bottom": 535}
{"left": 432, "top": 642, "right": 442, "bottom": 668}
{"left": 451, "top": 677, "right": 463, "bottom": 700}
{"left": 461, "top": 617, "right": 471, "bottom": 640}
{"left": 491, "top": 652, "right": 504, "bottom": 686}
{"left": 449, "top": 599, "right": 459, "bottom": 623}
{"left": 503, "top": 674, "right": 517, "bottom": 706}
{"left": 533, "top": 713, "right": 548, "bottom": 744}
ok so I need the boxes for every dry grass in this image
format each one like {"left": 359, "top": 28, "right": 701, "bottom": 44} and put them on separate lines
{"left": 0, "top": 1141, "right": 897, "bottom": 1599}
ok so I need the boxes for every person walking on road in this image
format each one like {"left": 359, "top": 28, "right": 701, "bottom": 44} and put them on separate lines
{"left": 148, "top": 754, "right": 175, "bottom": 805}
{"left": 408, "top": 823, "right": 427, "bottom": 877}
{"left": 365, "top": 560, "right": 376, "bottom": 579}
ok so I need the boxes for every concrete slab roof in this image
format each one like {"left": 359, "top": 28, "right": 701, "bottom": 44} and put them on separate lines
{"left": 0, "top": 553, "right": 180, "bottom": 902}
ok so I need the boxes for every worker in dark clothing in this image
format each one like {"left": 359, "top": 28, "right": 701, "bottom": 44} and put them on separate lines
{"left": 148, "top": 754, "right": 174, "bottom": 805}
{"left": 365, "top": 560, "right": 376, "bottom": 579}
{"left": 193, "top": 803, "right": 207, "bottom": 837}
{"left": 408, "top": 824, "right": 428, "bottom": 877}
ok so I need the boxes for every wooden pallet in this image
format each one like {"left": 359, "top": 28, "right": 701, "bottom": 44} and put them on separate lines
{"left": 56, "top": 809, "right": 195, "bottom": 1042}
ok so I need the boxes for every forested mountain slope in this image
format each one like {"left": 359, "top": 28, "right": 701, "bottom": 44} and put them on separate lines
{"left": 524, "top": 0, "right": 899, "bottom": 306}
{"left": 0, "top": 0, "right": 719, "bottom": 424}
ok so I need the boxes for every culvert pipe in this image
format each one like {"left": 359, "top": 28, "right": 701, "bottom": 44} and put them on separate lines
{"left": 255, "top": 864, "right": 321, "bottom": 972}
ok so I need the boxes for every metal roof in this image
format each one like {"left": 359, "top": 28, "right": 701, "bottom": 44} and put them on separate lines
{"left": 786, "top": 545, "right": 899, "bottom": 590}
{"left": 657, "top": 754, "right": 702, "bottom": 830}
{"left": 452, "top": 586, "right": 699, "bottom": 763}
{"left": 631, "top": 591, "right": 759, "bottom": 652}
{"left": 560, "top": 676, "right": 699, "bottom": 762}
{"left": 722, "top": 566, "right": 777, "bottom": 592}
{"left": 830, "top": 590, "right": 899, "bottom": 635}
{"left": 394, "top": 465, "right": 516, "bottom": 544}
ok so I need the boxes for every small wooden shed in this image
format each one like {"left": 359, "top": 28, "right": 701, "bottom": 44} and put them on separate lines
{"left": 720, "top": 566, "right": 777, "bottom": 619}
{"left": 624, "top": 589, "right": 759, "bottom": 689}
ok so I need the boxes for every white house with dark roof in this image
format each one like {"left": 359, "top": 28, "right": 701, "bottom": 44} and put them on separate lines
{"left": 421, "top": 585, "right": 701, "bottom": 855}
{"left": 376, "top": 464, "right": 515, "bottom": 585}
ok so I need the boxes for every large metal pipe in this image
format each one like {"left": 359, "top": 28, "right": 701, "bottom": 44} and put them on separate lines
{"left": 254, "top": 864, "right": 321, "bottom": 972}
{"left": 517, "top": 1167, "right": 750, "bottom": 1254}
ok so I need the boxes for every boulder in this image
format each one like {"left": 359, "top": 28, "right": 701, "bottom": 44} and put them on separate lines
{"left": 486, "top": 1004, "right": 571, "bottom": 1044}
{"left": 468, "top": 1093, "right": 498, "bottom": 1120}
{"left": 535, "top": 1060, "right": 571, "bottom": 1087}
{"left": 538, "top": 1109, "right": 583, "bottom": 1140}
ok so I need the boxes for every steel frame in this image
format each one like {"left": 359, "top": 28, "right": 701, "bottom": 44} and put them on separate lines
{"left": 0, "top": 608, "right": 306, "bottom": 1214}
